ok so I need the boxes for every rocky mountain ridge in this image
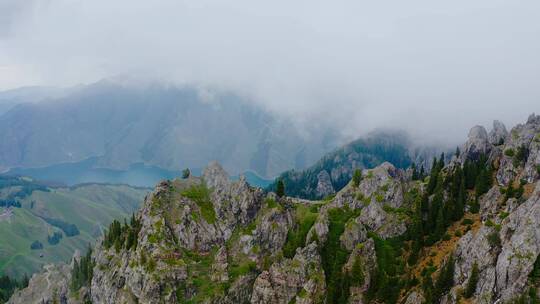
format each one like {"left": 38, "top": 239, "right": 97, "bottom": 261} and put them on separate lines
{"left": 9, "top": 114, "right": 540, "bottom": 304}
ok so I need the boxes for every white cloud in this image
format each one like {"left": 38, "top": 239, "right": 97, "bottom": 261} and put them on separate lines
{"left": 1, "top": 0, "right": 540, "bottom": 144}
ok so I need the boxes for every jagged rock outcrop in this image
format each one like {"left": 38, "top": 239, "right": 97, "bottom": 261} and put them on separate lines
{"left": 461, "top": 125, "right": 492, "bottom": 162}
{"left": 316, "top": 170, "right": 335, "bottom": 198}
{"left": 440, "top": 115, "right": 540, "bottom": 303}
{"left": 212, "top": 246, "right": 229, "bottom": 282}
{"left": 340, "top": 216, "right": 367, "bottom": 251}
{"left": 306, "top": 209, "right": 330, "bottom": 245}
{"left": 250, "top": 243, "right": 325, "bottom": 304}
{"left": 450, "top": 181, "right": 540, "bottom": 303}
{"left": 496, "top": 113, "right": 540, "bottom": 185}
{"left": 252, "top": 205, "right": 294, "bottom": 257}
{"left": 344, "top": 238, "right": 377, "bottom": 303}
{"left": 495, "top": 181, "right": 540, "bottom": 302}
{"left": 488, "top": 120, "right": 508, "bottom": 145}
{"left": 88, "top": 163, "right": 268, "bottom": 303}
{"left": 356, "top": 162, "right": 405, "bottom": 209}
{"left": 404, "top": 291, "right": 425, "bottom": 304}
{"left": 358, "top": 202, "right": 407, "bottom": 239}
{"left": 8, "top": 264, "right": 73, "bottom": 304}
{"left": 479, "top": 185, "right": 502, "bottom": 221}
{"left": 205, "top": 162, "right": 265, "bottom": 229}
{"left": 453, "top": 226, "right": 499, "bottom": 303}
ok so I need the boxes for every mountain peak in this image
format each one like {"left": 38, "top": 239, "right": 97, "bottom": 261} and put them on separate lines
{"left": 202, "top": 161, "right": 231, "bottom": 190}
{"left": 489, "top": 120, "right": 508, "bottom": 145}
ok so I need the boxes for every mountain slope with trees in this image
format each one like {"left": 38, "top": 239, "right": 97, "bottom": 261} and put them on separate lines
{"left": 9, "top": 114, "right": 540, "bottom": 304}
{"left": 268, "top": 130, "right": 446, "bottom": 200}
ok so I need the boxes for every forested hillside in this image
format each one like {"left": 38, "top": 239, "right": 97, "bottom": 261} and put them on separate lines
{"left": 268, "top": 131, "right": 444, "bottom": 200}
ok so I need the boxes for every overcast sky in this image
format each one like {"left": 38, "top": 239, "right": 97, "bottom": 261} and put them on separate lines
{"left": 1, "top": 0, "right": 540, "bottom": 144}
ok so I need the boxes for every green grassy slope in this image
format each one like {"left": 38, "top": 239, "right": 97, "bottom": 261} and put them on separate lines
{"left": 0, "top": 181, "right": 148, "bottom": 278}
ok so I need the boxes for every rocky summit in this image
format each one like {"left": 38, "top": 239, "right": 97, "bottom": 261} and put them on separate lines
{"left": 8, "top": 115, "right": 540, "bottom": 304}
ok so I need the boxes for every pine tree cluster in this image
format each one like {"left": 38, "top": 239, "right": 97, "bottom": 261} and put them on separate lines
{"left": 70, "top": 247, "right": 94, "bottom": 292}
{"left": 0, "top": 274, "right": 29, "bottom": 303}
{"left": 408, "top": 153, "right": 493, "bottom": 257}
{"left": 422, "top": 256, "right": 455, "bottom": 303}
{"left": 102, "top": 213, "right": 142, "bottom": 252}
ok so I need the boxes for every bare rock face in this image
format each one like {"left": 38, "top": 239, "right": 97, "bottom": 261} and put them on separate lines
{"left": 488, "top": 120, "right": 508, "bottom": 145}
{"left": 358, "top": 202, "right": 407, "bottom": 239}
{"left": 461, "top": 125, "right": 492, "bottom": 162}
{"left": 306, "top": 208, "right": 330, "bottom": 245}
{"left": 345, "top": 238, "right": 377, "bottom": 303}
{"left": 340, "top": 216, "right": 367, "bottom": 251}
{"left": 316, "top": 170, "right": 335, "bottom": 198}
{"left": 496, "top": 155, "right": 518, "bottom": 186}
{"left": 496, "top": 182, "right": 540, "bottom": 302}
{"left": 8, "top": 264, "right": 72, "bottom": 304}
{"left": 453, "top": 226, "right": 499, "bottom": 303}
{"left": 90, "top": 162, "right": 265, "bottom": 303}
{"left": 479, "top": 185, "right": 502, "bottom": 221}
{"left": 452, "top": 181, "right": 540, "bottom": 303}
{"left": 203, "top": 161, "right": 232, "bottom": 190}
{"left": 253, "top": 206, "right": 294, "bottom": 256}
{"left": 522, "top": 137, "right": 540, "bottom": 183}
{"left": 212, "top": 246, "right": 229, "bottom": 282}
{"left": 328, "top": 162, "right": 407, "bottom": 212}
{"left": 495, "top": 114, "right": 540, "bottom": 185}
{"left": 356, "top": 162, "right": 405, "bottom": 208}
{"left": 250, "top": 243, "right": 325, "bottom": 304}
{"left": 404, "top": 291, "right": 425, "bottom": 304}
{"left": 206, "top": 162, "right": 265, "bottom": 229}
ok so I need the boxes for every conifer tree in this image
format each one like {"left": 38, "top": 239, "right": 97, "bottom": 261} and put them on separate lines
{"left": 433, "top": 256, "right": 454, "bottom": 302}
{"left": 408, "top": 198, "right": 424, "bottom": 265}
{"left": 419, "top": 165, "right": 425, "bottom": 180}
{"left": 428, "top": 174, "right": 444, "bottom": 229}
{"left": 438, "top": 153, "right": 445, "bottom": 170}
{"left": 352, "top": 169, "right": 362, "bottom": 187}
{"left": 453, "top": 178, "right": 465, "bottom": 221}
{"left": 276, "top": 179, "right": 285, "bottom": 198}
{"left": 427, "top": 158, "right": 441, "bottom": 195}
{"left": 411, "top": 163, "right": 418, "bottom": 180}
{"left": 475, "top": 166, "right": 491, "bottom": 198}
{"left": 434, "top": 206, "right": 446, "bottom": 240}
{"left": 351, "top": 255, "right": 364, "bottom": 286}
{"left": 464, "top": 262, "right": 479, "bottom": 298}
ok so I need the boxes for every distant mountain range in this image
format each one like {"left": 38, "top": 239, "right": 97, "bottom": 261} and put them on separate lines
{"left": 0, "top": 80, "right": 342, "bottom": 179}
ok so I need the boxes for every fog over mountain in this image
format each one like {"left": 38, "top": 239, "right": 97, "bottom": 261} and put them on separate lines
{"left": 1, "top": 0, "right": 540, "bottom": 144}
{"left": 0, "top": 80, "right": 343, "bottom": 178}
